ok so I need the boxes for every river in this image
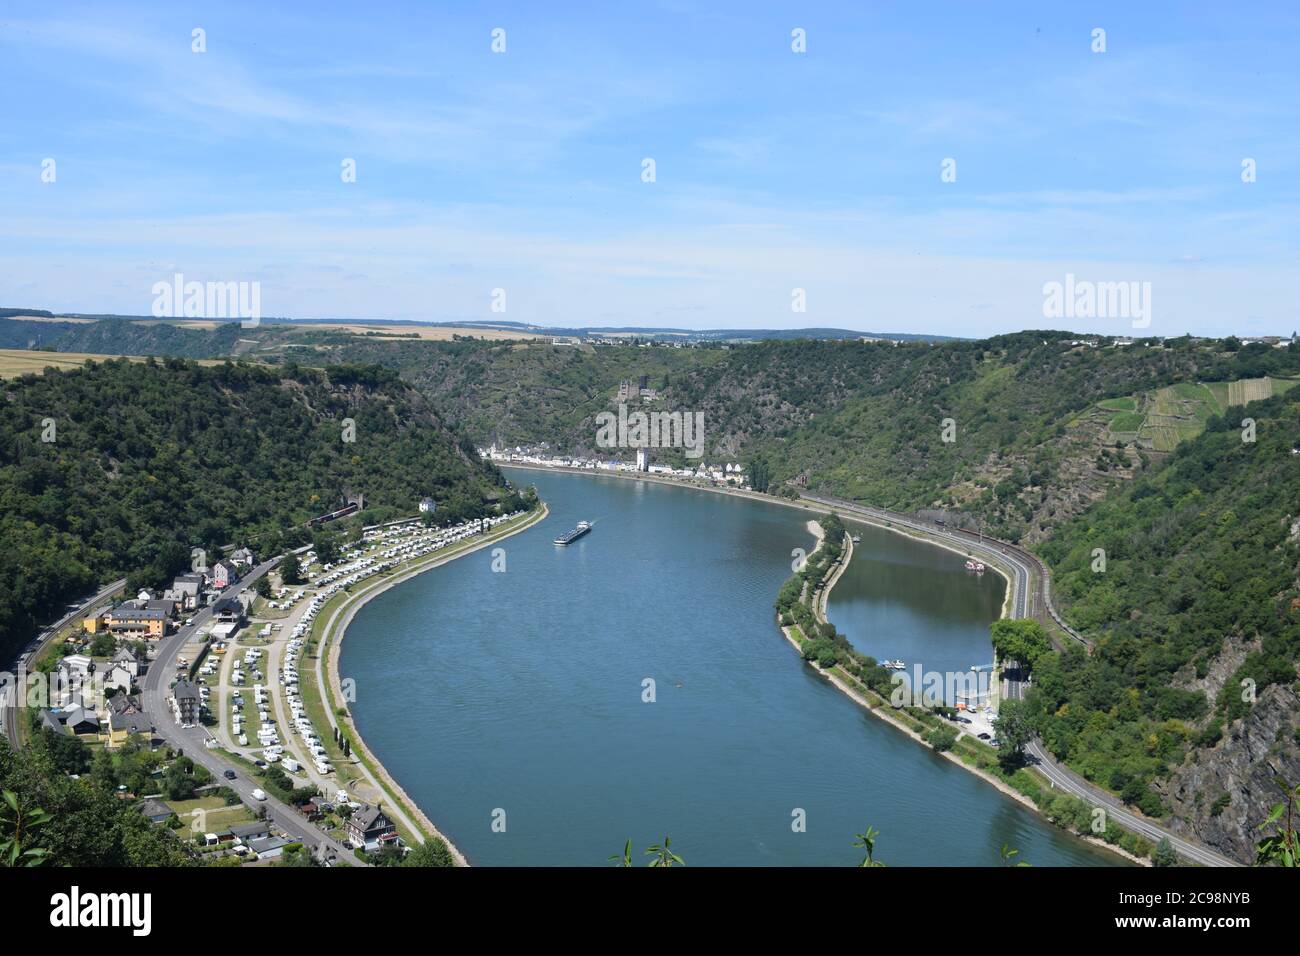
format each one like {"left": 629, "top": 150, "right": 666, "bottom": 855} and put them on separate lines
{"left": 339, "top": 468, "right": 1120, "bottom": 866}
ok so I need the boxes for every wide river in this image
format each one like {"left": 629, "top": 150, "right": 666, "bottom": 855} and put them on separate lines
{"left": 340, "top": 469, "right": 1120, "bottom": 866}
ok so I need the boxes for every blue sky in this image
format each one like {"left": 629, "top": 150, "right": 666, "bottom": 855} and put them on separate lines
{"left": 1, "top": 1, "right": 1297, "bottom": 337}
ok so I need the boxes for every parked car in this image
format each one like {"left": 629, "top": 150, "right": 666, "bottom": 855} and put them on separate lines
{"left": 977, "top": 732, "right": 991, "bottom": 740}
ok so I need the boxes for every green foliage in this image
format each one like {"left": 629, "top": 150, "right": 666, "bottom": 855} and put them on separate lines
{"left": 852, "top": 825, "right": 885, "bottom": 867}
{"left": 645, "top": 835, "right": 684, "bottom": 867}
{"left": 404, "top": 836, "right": 456, "bottom": 867}
{"left": 0, "top": 358, "right": 504, "bottom": 661}
{"left": 924, "top": 725, "right": 958, "bottom": 752}
{"left": 993, "top": 698, "right": 1034, "bottom": 770}
{"left": 0, "top": 739, "right": 194, "bottom": 866}
{"left": 161, "top": 755, "right": 211, "bottom": 801}
{"left": 1034, "top": 394, "right": 1300, "bottom": 814}
{"left": 1255, "top": 778, "right": 1300, "bottom": 867}
{"left": 1152, "top": 836, "right": 1179, "bottom": 867}
{"left": 990, "top": 619, "right": 1052, "bottom": 674}
{"left": 279, "top": 552, "right": 302, "bottom": 585}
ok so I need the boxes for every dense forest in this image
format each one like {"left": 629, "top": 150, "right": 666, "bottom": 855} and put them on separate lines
{"left": 0, "top": 357, "right": 506, "bottom": 661}
{"left": 15, "top": 318, "right": 1300, "bottom": 547}
{"left": 1035, "top": 393, "right": 1300, "bottom": 860}
{"left": 340, "top": 330, "right": 1300, "bottom": 543}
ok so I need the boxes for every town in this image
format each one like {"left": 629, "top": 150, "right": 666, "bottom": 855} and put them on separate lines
{"left": 480, "top": 443, "right": 751, "bottom": 487}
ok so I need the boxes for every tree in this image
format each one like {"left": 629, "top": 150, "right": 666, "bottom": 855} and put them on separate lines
{"left": 404, "top": 837, "right": 455, "bottom": 867}
{"left": 312, "top": 530, "right": 341, "bottom": 565}
{"left": 1152, "top": 836, "right": 1179, "bottom": 867}
{"left": 162, "top": 756, "right": 208, "bottom": 801}
{"left": 645, "top": 835, "right": 684, "bottom": 867}
{"left": 90, "top": 748, "right": 117, "bottom": 792}
{"left": 253, "top": 575, "right": 272, "bottom": 599}
{"left": 746, "top": 456, "right": 772, "bottom": 494}
{"left": 993, "top": 698, "right": 1034, "bottom": 770}
{"left": 853, "top": 826, "right": 885, "bottom": 867}
{"left": 277, "top": 842, "right": 320, "bottom": 867}
{"left": 925, "top": 725, "right": 958, "bottom": 752}
{"left": 89, "top": 632, "right": 116, "bottom": 656}
{"left": 280, "top": 553, "right": 302, "bottom": 586}
{"left": 989, "top": 619, "right": 1052, "bottom": 676}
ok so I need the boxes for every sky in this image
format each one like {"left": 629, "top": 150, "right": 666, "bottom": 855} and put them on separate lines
{"left": 1, "top": 1, "right": 1298, "bottom": 338}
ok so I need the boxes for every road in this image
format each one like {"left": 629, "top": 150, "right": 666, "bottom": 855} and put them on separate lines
{"left": 800, "top": 490, "right": 1240, "bottom": 867}
{"left": 2, "top": 577, "right": 128, "bottom": 748}
{"left": 140, "top": 559, "right": 359, "bottom": 865}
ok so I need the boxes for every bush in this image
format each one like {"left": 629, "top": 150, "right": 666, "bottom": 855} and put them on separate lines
{"left": 924, "top": 726, "right": 958, "bottom": 752}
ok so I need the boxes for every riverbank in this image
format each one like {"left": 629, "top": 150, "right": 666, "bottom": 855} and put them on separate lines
{"left": 777, "top": 530, "right": 1144, "bottom": 867}
{"left": 311, "top": 504, "right": 549, "bottom": 866}
{"left": 502, "top": 463, "right": 1018, "bottom": 604}
{"left": 507, "top": 463, "right": 1139, "bottom": 865}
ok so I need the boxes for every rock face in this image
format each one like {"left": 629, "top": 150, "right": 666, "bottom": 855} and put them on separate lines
{"left": 1159, "top": 683, "right": 1300, "bottom": 864}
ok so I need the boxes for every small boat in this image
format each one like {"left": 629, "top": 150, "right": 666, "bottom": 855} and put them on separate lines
{"left": 851, "top": 535, "right": 861, "bottom": 543}
{"left": 554, "top": 520, "right": 592, "bottom": 546}
{"left": 882, "top": 659, "right": 906, "bottom": 671}
{"left": 964, "top": 559, "right": 986, "bottom": 574}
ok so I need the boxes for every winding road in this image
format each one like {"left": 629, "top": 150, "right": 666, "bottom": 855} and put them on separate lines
{"left": 800, "top": 490, "right": 1240, "bottom": 867}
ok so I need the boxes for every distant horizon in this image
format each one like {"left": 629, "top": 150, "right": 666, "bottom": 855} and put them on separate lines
{"left": 3, "top": 3, "right": 1297, "bottom": 339}
{"left": 7, "top": 305, "right": 1293, "bottom": 344}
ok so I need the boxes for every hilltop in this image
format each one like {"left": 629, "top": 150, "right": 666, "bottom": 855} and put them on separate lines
{"left": 0, "top": 357, "right": 506, "bottom": 661}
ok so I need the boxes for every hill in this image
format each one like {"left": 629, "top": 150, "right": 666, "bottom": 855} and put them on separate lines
{"left": 0, "top": 357, "right": 508, "bottom": 661}
{"left": 1036, "top": 393, "right": 1300, "bottom": 861}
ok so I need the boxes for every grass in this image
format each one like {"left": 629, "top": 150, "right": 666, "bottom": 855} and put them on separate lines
{"left": 165, "top": 795, "right": 256, "bottom": 834}
{"left": 1107, "top": 411, "right": 1144, "bottom": 433}
{"left": 1097, "top": 396, "right": 1137, "bottom": 412}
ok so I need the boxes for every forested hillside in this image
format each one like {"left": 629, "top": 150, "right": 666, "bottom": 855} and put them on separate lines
{"left": 14, "top": 320, "right": 1300, "bottom": 547}
{"left": 0, "top": 358, "right": 506, "bottom": 661}
{"left": 356, "top": 332, "right": 1300, "bottom": 543}
{"left": 1034, "top": 393, "right": 1300, "bottom": 862}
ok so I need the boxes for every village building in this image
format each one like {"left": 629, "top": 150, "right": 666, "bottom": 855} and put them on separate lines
{"left": 345, "top": 804, "right": 398, "bottom": 850}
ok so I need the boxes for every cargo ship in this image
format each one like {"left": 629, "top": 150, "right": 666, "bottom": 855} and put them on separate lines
{"left": 554, "top": 520, "right": 592, "bottom": 546}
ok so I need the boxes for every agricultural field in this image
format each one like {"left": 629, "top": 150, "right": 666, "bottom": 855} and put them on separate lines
{"left": 0, "top": 348, "right": 133, "bottom": 377}
{"left": 1097, "top": 396, "right": 1137, "bottom": 412}
{"left": 0, "top": 347, "right": 227, "bottom": 378}
{"left": 1100, "top": 377, "right": 1298, "bottom": 452}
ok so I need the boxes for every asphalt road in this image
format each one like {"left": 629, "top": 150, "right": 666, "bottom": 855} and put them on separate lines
{"left": 799, "top": 491, "right": 1240, "bottom": 867}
